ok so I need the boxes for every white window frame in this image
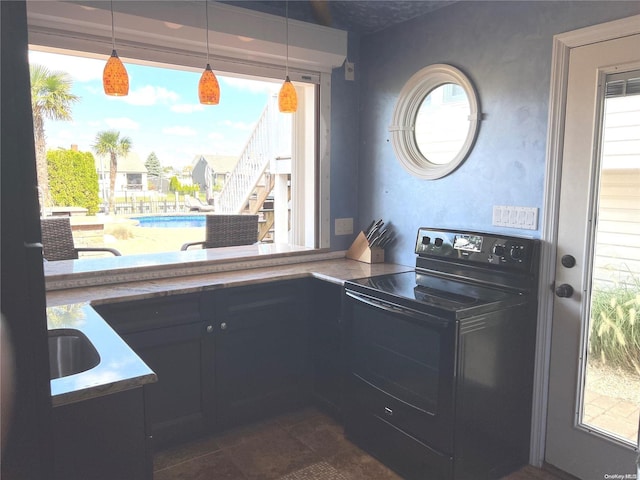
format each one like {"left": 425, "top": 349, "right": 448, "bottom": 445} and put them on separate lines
{"left": 26, "top": 1, "right": 346, "bottom": 249}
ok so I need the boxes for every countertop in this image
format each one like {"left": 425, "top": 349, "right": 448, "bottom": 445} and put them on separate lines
{"left": 48, "top": 303, "right": 157, "bottom": 407}
{"left": 46, "top": 247, "right": 414, "bottom": 406}
{"left": 47, "top": 256, "right": 413, "bottom": 306}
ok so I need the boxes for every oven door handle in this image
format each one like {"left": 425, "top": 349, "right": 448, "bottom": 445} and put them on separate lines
{"left": 345, "top": 290, "right": 450, "bottom": 329}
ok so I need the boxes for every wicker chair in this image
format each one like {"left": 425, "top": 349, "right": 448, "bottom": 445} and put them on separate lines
{"left": 181, "top": 214, "right": 259, "bottom": 250}
{"left": 40, "top": 217, "right": 121, "bottom": 261}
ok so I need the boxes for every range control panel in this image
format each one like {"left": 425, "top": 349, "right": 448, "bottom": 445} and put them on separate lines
{"left": 414, "top": 228, "right": 538, "bottom": 272}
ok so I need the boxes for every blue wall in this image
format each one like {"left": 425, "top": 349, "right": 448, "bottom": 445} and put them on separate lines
{"left": 330, "top": 32, "right": 361, "bottom": 251}
{"left": 333, "top": 1, "right": 640, "bottom": 266}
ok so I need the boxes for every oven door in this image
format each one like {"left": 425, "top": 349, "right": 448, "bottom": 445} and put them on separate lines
{"left": 343, "top": 289, "right": 456, "bottom": 457}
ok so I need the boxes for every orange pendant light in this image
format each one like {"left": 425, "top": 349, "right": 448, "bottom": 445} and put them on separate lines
{"left": 199, "top": 1, "right": 220, "bottom": 105}
{"left": 278, "top": 76, "right": 297, "bottom": 113}
{"left": 279, "top": 1, "right": 297, "bottom": 113}
{"left": 103, "top": 1, "right": 129, "bottom": 96}
{"left": 103, "top": 50, "right": 129, "bottom": 96}
{"left": 199, "top": 64, "right": 220, "bottom": 105}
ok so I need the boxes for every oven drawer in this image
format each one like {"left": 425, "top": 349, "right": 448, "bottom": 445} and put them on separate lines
{"left": 348, "top": 372, "right": 453, "bottom": 454}
{"left": 346, "top": 407, "right": 453, "bottom": 480}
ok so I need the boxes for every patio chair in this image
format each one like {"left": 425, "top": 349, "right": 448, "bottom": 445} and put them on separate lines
{"left": 181, "top": 214, "right": 259, "bottom": 250}
{"left": 40, "top": 217, "right": 121, "bottom": 261}
{"left": 184, "top": 195, "right": 215, "bottom": 212}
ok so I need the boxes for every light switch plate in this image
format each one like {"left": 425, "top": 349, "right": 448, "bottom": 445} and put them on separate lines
{"left": 492, "top": 206, "right": 538, "bottom": 230}
{"left": 335, "top": 217, "right": 354, "bottom": 235}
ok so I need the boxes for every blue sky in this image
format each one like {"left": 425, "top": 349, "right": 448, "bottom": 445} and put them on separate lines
{"left": 29, "top": 50, "right": 281, "bottom": 170}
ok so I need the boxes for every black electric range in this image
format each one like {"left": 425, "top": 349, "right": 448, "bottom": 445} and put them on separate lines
{"left": 343, "top": 227, "right": 540, "bottom": 480}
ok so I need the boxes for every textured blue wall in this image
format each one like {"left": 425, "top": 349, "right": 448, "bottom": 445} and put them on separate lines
{"left": 330, "top": 31, "right": 361, "bottom": 251}
{"left": 337, "top": 0, "right": 639, "bottom": 266}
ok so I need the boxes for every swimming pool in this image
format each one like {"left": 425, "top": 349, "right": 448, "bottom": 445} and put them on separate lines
{"left": 132, "top": 215, "right": 206, "bottom": 228}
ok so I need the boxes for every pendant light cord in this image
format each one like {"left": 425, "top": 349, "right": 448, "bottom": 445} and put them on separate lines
{"left": 205, "top": 0, "right": 210, "bottom": 64}
{"left": 110, "top": 0, "right": 115, "bottom": 50}
{"left": 285, "top": 1, "right": 289, "bottom": 77}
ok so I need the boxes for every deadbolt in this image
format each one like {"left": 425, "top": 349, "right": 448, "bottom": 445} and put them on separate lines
{"left": 561, "top": 255, "right": 576, "bottom": 268}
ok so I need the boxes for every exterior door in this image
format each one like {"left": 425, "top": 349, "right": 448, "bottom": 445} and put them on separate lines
{"left": 545, "top": 34, "right": 640, "bottom": 478}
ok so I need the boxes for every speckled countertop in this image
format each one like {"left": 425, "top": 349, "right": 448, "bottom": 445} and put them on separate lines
{"left": 48, "top": 303, "right": 157, "bottom": 407}
{"left": 46, "top": 251, "right": 413, "bottom": 306}
{"left": 46, "top": 247, "right": 413, "bottom": 406}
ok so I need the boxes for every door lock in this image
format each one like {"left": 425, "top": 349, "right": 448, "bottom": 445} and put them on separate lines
{"left": 561, "top": 255, "right": 576, "bottom": 268}
{"left": 555, "top": 284, "right": 574, "bottom": 298}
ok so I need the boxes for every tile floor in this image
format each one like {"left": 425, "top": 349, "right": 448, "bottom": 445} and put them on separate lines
{"left": 153, "top": 407, "right": 563, "bottom": 480}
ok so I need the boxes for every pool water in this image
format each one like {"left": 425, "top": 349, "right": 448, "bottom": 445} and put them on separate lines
{"left": 132, "top": 215, "right": 206, "bottom": 228}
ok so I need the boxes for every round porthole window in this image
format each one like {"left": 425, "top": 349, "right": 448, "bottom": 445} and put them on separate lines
{"left": 389, "top": 64, "right": 481, "bottom": 179}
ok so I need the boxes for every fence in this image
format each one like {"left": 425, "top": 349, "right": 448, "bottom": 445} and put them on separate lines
{"left": 108, "top": 193, "right": 192, "bottom": 215}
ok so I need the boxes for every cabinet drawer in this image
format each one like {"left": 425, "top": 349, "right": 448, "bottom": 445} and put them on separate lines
{"left": 348, "top": 372, "right": 453, "bottom": 454}
{"left": 93, "top": 293, "right": 202, "bottom": 334}
{"left": 346, "top": 408, "right": 453, "bottom": 480}
{"left": 212, "top": 281, "right": 304, "bottom": 311}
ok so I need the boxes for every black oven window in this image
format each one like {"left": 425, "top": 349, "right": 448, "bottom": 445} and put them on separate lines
{"left": 351, "top": 304, "right": 442, "bottom": 414}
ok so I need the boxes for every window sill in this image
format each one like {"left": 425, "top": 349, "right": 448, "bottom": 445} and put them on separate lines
{"left": 44, "top": 244, "right": 342, "bottom": 291}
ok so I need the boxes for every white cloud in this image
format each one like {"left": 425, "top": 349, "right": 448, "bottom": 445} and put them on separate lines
{"left": 162, "top": 126, "right": 197, "bottom": 136}
{"left": 28, "top": 50, "right": 104, "bottom": 83}
{"left": 221, "top": 77, "right": 280, "bottom": 94}
{"left": 207, "top": 132, "right": 225, "bottom": 141}
{"left": 105, "top": 117, "right": 140, "bottom": 130}
{"left": 220, "top": 120, "right": 254, "bottom": 131}
{"left": 124, "top": 85, "right": 180, "bottom": 106}
{"left": 170, "top": 103, "right": 204, "bottom": 114}
{"left": 88, "top": 120, "right": 102, "bottom": 127}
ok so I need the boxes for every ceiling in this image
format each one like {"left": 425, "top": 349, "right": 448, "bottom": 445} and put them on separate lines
{"left": 219, "top": 1, "right": 455, "bottom": 35}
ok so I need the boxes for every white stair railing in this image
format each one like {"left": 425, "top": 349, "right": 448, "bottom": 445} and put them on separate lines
{"left": 217, "top": 95, "right": 283, "bottom": 214}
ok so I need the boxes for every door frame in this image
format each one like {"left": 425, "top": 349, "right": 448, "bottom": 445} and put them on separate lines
{"left": 532, "top": 14, "right": 640, "bottom": 468}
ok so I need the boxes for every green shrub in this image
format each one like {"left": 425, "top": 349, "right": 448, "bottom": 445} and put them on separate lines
{"left": 589, "top": 276, "right": 640, "bottom": 374}
{"left": 47, "top": 149, "right": 100, "bottom": 214}
{"left": 168, "top": 175, "right": 200, "bottom": 194}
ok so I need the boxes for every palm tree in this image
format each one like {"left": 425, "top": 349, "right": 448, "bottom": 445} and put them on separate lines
{"left": 30, "top": 64, "right": 79, "bottom": 208}
{"left": 92, "top": 130, "right": 132, "bottom": 214}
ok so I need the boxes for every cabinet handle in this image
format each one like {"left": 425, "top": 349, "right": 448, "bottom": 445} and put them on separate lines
{"left": 384, "top": 407, "right": 393, "bottom": 416}
{"left": 220, "top": 322, "right": 227, "bottom": 330}
{"left": 206, "top": 325, "right": 214, "bottom": 334}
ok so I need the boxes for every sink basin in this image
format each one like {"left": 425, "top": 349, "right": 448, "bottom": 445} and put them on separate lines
{"left": 48, "top": 329, "right": 100, "bottom": 379}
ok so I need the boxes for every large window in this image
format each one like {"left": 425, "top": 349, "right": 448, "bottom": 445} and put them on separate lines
{"left": 29, "top": 47, "right": 318, "bottom": 258}
{"left": 26, "top": 0, "right": 346, "bottom": 261}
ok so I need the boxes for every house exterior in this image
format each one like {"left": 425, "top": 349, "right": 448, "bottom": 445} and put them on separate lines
{"left": 94, "top": 152, "right": 148, "bottom": 199}
{"left": 190, "top": 154, "right": 238, "bottom": 192}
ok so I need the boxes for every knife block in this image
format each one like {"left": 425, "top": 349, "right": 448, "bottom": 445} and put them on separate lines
{"left": 346, "top": 231, "right": 385, "bottom": 264}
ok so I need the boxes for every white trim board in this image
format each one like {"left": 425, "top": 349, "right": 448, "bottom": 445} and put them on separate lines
{"left": 26, "top": 1, "right": 347, "bottom": 74}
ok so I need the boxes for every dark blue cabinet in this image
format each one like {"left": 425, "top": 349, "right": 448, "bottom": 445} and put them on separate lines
{"left": 52, "top": 388, "right": 151, "bottom": 480}
{"left": 203, "top": 280, "right": 309, "bottom": 428}
{"left": 94, "top": 293, "right": 212, "bottom": 449}
{"left": 309, "top": 279, "right": 344, "bottom": 418}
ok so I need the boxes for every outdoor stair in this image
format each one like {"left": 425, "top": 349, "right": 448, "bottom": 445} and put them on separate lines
{"left": 215, "top": 94, "right": 291, "bottom": 243}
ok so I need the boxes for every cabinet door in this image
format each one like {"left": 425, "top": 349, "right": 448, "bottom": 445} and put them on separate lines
{"left": 124, "top": 321, "right": 213, "bottom": 448}
{"left": 52, "top": 388, "right": 151, "bottom": 480}
{"left": 211, "top": 280, "right": 309, "bottom": 427}
{"left": 309, "top": 279, "right": 343, "bottom": 417}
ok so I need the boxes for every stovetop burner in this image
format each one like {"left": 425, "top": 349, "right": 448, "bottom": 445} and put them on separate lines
{"left": 347, "top": 270, "right": 516, "bottom": 317}
{"left": 345, "top": 227, "right": 539, "bottom": 320}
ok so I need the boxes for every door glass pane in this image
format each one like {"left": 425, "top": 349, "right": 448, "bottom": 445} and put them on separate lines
{"left": 581, "top": 75, "right": 640, "bottom": 445}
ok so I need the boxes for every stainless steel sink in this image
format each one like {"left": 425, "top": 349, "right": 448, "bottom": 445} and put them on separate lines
{"left": 49, "top": 329, "right": 100, "bottom": 379}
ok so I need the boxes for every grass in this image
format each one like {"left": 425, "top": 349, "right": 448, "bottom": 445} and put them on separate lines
{"left": 589, "top": 274, "right": 640, "bottom": 374}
